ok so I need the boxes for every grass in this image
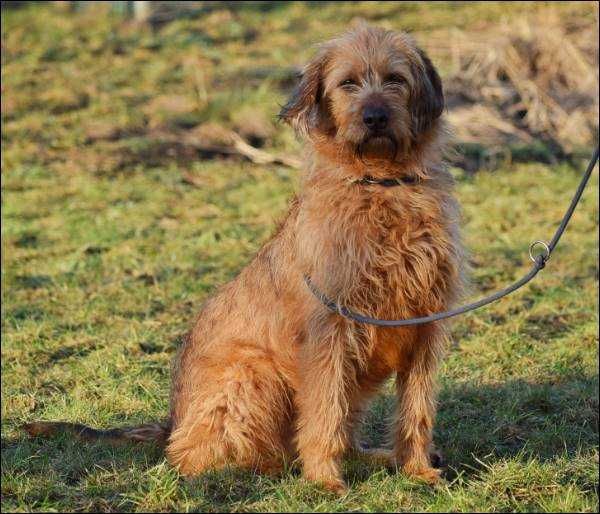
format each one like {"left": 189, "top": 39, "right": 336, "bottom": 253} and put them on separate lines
{"left": 1, "top": 2, "right": 598, "bottom": 512}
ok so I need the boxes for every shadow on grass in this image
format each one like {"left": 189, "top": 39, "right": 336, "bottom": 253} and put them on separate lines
{"left": 1, "top": 431, "right": 164, "bottom": 510}
{"left": 355, "top": 374, "right": 598, "bottom": 483}
{"left": 1, "top": 431, "right": 284, "bottom": 511}
{"left": 2, "top": 374, "right": 597, "bottom": 508}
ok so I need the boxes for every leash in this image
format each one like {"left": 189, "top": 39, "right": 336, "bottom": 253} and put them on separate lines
{"left": 305, "top": 146, "right": 599, "bottom": 327}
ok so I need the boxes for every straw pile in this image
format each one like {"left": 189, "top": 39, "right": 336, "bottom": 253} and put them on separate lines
{"left": 429, "top": 9, "right": 598, "bottom": 166}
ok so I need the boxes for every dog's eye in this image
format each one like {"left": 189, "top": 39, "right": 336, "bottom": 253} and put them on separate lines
{"left": 384, "top": 74, "right": 406, "bottom": 85}
{"left": 339, "top": 78, "right": 357, "bottom": 88}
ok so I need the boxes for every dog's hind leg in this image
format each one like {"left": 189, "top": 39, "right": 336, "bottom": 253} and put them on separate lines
{"left": 166, "top": 344, "right": 292, "bottom": 477}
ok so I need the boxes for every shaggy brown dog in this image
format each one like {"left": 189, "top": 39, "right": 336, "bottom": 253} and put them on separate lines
{"left": 25, "top": 23, "right": 464, "bottom": 494}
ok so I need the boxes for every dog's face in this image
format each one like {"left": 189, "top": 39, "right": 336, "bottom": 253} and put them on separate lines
{"left": 280, "top": 24, "right": 444, "bottom": 162}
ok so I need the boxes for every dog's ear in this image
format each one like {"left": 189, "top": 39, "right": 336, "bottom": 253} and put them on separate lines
{"left": 411, "top": 48, "right": 444, "bottom": 136}
{"left": 278, "top": 48, "right": 328, "bottom": 135}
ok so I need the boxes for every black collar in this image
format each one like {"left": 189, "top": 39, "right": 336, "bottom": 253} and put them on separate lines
{"left": 355, "top": 175, "right": 419, "bottom": 187}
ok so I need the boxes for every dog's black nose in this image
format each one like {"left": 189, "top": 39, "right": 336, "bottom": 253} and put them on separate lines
{"left": 363, "top": 105, "right": 389, "bottom": 130}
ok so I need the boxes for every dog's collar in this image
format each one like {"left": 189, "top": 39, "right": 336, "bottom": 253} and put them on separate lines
{"left": 355, "top": 175, "right": 419, "bottom": 187}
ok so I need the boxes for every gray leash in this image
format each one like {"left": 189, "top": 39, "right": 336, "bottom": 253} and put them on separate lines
{"left": 305, "top": 146, "right": 599, "bottom": 327}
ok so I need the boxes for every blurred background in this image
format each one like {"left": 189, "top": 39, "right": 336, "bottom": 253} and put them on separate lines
{"left": 2, "top": 2, "right": 598, "bottom": 512}
{"left": 2, "top": 1, "right": 598, "bottom": 173}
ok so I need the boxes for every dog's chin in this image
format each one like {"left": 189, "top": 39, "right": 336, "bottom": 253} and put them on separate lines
{"left": 356, "top": 134, "right": 398, "bottom": 161}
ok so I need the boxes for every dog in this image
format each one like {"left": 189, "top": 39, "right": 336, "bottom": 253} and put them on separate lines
{"left": 24, "top": 23, "right": 464, "bottom": 494}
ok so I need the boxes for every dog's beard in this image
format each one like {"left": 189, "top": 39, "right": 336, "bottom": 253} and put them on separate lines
{"left": 355, "top": 134, "right": 398, "bottom": 161}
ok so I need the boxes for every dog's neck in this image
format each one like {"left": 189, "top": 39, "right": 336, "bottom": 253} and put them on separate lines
{"left": 307, "top": 144, "right": 432, "bottom": 185}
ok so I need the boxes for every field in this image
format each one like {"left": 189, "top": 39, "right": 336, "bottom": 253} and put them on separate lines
{"left": 1, "top": 2, "right": 598, "bottom": 512}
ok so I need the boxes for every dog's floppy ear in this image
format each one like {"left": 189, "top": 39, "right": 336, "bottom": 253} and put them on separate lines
{"left": 278, "top": 48, "right": 328, "bottom": 135}
{"left": 411, "top": 48, "right": 444, "bottom": 136}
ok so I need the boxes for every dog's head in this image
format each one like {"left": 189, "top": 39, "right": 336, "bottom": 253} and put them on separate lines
{"left": 279, "top": 23, "right": 444, "bottom": 162}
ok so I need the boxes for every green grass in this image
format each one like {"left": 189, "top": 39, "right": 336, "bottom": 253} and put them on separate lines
{"left": 2, "top": 2, "right": 598, "bottom": 512}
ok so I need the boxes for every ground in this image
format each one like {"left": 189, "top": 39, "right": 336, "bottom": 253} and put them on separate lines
{"left": 1, "top": 2, "right": 598, "bottom": 512}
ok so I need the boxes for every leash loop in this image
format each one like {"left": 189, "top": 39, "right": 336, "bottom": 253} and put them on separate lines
{"left": 529, "top": 240, "right": 550, "bottom": 264}
{"left": 305, "top": 146, "right": 599, "bottom": 326}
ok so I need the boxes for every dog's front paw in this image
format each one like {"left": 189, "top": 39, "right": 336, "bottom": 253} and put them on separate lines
{"left": 303, "top": 457, "right": 348, "bottom": 496}
{"left": 320, "top": 477, "right": 349, "bottom": 496}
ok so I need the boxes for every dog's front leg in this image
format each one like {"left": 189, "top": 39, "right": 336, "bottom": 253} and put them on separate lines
{"left": 295, "top": 318, "right": 354, "bottom": 495}
{"left": 391, "top": 325, "right": 446, "bottom": 483}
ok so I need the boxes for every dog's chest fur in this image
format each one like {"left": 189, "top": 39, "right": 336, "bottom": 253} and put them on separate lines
{"left": 297, "top": 175, "right": 460, "bottom": 320}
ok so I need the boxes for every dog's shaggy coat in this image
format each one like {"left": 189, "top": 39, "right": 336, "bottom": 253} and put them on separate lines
{"left": 25, "top": 24, "right": 464, "bottom": 493}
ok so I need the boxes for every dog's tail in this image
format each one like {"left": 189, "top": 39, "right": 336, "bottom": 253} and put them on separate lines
{"left": 22, "top": 420, "right": 171, "bottom": 446}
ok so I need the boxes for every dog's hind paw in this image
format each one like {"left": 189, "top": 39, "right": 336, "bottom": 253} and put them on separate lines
{"left": 403, "top": 464, "right": 443, "bottom": 485}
